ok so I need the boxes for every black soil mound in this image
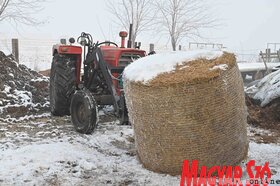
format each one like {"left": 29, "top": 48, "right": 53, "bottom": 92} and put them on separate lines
{"left": 0, "top": 51, "right": 49, "bottom": 120}
{"left": 246, "top": 95, "right": 280, "bottom": 130}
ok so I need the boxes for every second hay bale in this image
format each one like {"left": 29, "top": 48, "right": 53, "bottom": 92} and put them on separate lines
{"left": 124, "top": 51, "right": 248, "bottom": 175}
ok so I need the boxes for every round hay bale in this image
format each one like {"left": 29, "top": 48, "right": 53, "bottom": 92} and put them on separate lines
{"left": 123, "top": 51, "right": 248, "bottom": 175}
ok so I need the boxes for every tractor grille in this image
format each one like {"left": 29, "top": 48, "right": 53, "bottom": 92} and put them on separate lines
{"left": 118, "top": 53, "right": 142, "bottom": 66}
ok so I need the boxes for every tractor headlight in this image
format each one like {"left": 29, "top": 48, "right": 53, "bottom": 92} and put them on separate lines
{"left": 80, "top": 36, "right": 86, "bottom": 46}
{"left": 69, "top": 37, "right": 75, "bottom": 44}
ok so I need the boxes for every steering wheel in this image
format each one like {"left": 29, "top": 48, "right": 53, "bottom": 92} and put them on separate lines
{"left": 96, "top": 41, "right": 118, "bottom": 48}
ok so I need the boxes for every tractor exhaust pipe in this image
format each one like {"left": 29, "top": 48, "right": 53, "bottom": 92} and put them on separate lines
{"left": 119, "top": 31, "right": 128, "bottom": 48}
{"left": 127, "top": 23, "right": 133, "bottom": 48}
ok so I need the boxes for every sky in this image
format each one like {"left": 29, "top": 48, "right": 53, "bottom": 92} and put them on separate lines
{"left": 0, "top": 0, "right": 280, "bottom": 53}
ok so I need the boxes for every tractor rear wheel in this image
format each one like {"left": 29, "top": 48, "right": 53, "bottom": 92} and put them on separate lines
{"left": 70, "top": 90, "right": 98, "bottom": 134}
{"left": 50, "top": 54, "right": 76, "bottom": 116}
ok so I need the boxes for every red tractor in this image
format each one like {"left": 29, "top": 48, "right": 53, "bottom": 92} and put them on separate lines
{"left": 50, "top": 31, "right": 146, "bottom": 134}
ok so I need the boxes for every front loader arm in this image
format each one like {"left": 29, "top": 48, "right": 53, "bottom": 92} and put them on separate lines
{"left": 84, "top": 47, "right": 120, "bottom": 115}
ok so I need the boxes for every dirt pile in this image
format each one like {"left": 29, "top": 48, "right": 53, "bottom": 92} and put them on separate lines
{"left": 245, "top": 70, "right": 280, "bottom": 131}
{"left": 39, "top": 69, "right": 51, "bottom": 77}
{"left": 246, "top": 95, "right": 280, "bottom": 130}
{"left": 0, "top": 51, "right": 49, "bottom": 120}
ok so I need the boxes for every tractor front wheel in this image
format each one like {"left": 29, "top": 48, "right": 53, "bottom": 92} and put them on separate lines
{"left": 70, "top": 90, "right": 98, "bottom": 134}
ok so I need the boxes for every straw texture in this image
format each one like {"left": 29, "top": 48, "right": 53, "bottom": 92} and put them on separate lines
{"left": 124, "top": 52, "right": 248, "bottom": 175}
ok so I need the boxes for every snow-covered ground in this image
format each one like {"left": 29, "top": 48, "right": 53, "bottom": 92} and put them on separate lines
{"left": 0, "top": 110, "right": 280, "bottom": 185}
{"left": 0, "top": 112, "right": 180, "bottom": 186}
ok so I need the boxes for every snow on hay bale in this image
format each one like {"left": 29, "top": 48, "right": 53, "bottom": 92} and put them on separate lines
{"left": 123, "top": 50, "right": 248, "bottom": 175}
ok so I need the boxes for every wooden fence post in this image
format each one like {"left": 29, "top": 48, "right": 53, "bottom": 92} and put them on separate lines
{"left": 12, "top": 38, "right": 19, "bottom": 62}
{"left": 266, "top": 48, "right": 271, "bottom": 63}
{"left": 179, "top": 45, "right": 182, "bottom": 51}
{"left": 149, "top": 43, "right": 155, "bottom": 53}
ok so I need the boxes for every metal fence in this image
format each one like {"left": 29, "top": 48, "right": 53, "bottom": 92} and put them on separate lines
{"left": 0, "top": 38, "right": 57, "bottom": 71}
{"left": 0, "top": 38, "right": 263, "bottom": 71}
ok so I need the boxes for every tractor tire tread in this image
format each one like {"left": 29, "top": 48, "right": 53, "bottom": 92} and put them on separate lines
{"left": 50, "top": 54, "right": 76, "bottom": 116}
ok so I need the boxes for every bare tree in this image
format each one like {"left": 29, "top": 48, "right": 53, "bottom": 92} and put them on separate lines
{"left": 0, "top": 0, "right": 47, "bottom": 26}
{"left": 155, "top": 0, "right": 218, "bottom": 51}
{"left": 107, "top": 0, "right": 154, "bottom": 47}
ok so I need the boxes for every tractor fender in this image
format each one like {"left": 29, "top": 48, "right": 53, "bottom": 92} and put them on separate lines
{"left": 52, "top": 44, "right": 83, "bottom": 85}
{"left": 52, "top": 44, "right": 82, "bottom": 56}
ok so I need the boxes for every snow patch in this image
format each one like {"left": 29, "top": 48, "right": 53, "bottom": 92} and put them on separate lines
{"left": 3, "top": 85, "right": 11, "bottom": 93}
{"left": 248, "top": 142, "right": 280, "bottom": 180}
{"left": 14, "top": 90, "right": 33, "bottom": 106}
{"left": 123, "top": 50, "right": 223, "bottom": 83}
{"left": 0, "top": 124, "right": 180, "bottom": 185}
{"left": 0, "top": 113, "right": 50, "bottom": 123}
{"left": 238, "top": 62, "right": 280, "bottom": 73}
{"left": 245, "top": 70, "right": 280, "bottom": 106}
{"left": 210, "top": 64, "right": 228, "bottom": 71}
{"left": 8, "top": 73, "right": 14, "bottom": 79}
{"left": 179, "top": 65, "right": 189, "bottom": 70}
{"left": 31, "top": 77, "right": 49, "bottom": 82}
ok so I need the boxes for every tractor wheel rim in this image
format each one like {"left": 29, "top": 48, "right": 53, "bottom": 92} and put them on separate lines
{"left": 77, "top": 102, "right": 86, "bottom": 125}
